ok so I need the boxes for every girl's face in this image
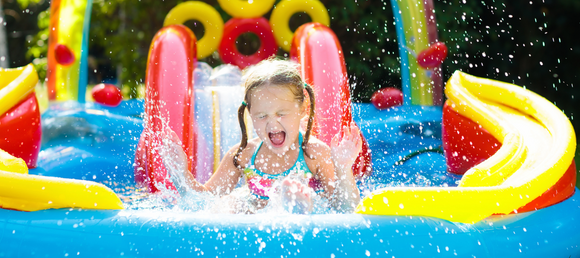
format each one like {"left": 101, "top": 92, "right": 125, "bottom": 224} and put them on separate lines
{"left": 249, "top": 85, "right": 306, "bottom": 155}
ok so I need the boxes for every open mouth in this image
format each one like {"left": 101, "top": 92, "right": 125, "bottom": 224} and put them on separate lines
{"left": 268, "top": 131, "right": 286, "bottom": 147}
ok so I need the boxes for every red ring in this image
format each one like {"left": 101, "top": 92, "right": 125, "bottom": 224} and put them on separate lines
{"left": 219, "top": 17, "right": 278, "bottom": 69}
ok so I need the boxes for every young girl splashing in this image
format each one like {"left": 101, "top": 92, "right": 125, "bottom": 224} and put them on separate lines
{"left": 163, "top": 58, "right": 362, "bottom": 213}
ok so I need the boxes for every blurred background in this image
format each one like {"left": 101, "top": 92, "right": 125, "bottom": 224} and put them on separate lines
{"left": 2, "top": 0, "right": 579, "bottom": 136}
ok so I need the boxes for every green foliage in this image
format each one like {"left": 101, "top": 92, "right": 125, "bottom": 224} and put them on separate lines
{"left": 15, "top": 0, "right": 43, "bottom": 9}
{"left": 3, "top": 0, "right": 46, "bottom": 69}
{"left": 12, "top": 0, "right": 580, "bottom": 187}
{"left": 89, "top": 0, "right": 229, "bottom": 97}
{"left": 433, "top": 0, "right": 580, "bottom": 131}
{"left": 25, "top": 8, "right": 49, "bottom": 81}
{"left": 324, "top": 0, "right": 400, "bottom": 100}
{"left": 17, "top": 0, "right": 580, "bottom": 129}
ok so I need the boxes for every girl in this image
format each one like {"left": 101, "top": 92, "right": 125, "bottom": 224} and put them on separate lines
{"left": 163, "top": 58, "right": 362, "bottom": 213}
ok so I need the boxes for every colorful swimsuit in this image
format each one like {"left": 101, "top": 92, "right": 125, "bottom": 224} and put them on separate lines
{"left": 243, "top": 133, "right": 323, "bottom": 199}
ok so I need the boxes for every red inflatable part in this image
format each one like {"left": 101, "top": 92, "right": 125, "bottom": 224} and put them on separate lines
{"left": 134, "top": 25, "right": 198, "bottom": 193}
{"left": 0, "top": 93, "right": 42, "bottom": 168}
{"left": 91, "top": 83, "right": 123, "bottom": 107}
{"left": 219, "top": 17, "right": 278, "bottom": 69}
{"left": 134, "top": 133, "right": 148, "bottom": 188}
{"left": 291, "top": 23, "right": 372, "bottom": 178}
{"left": 54, "top": 44, "right": 75, "bottom": 66}
{"left": 417, "top": 42, "right": 448, "bottom": 69}
{"left": 370, "top": 87, "right": 403, "bottom": 110}
{"left": 442, "top": 102, "right": 501, "bottom": 175}
{"left": 514, "top": 160, "right": 576, "bottom": 213}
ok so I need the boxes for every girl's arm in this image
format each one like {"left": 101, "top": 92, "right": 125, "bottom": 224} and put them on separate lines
{"left": 162, "top": 129, "right": 242, "bottom": 196}
{"left": 203, "top": 146, "right": 244, "bottom": 196}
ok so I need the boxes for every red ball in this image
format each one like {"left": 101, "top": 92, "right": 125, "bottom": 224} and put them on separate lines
{"left": 417, "top": 42, "right": 448, "bottom": 69}
{"left": 371, "top": 87, "right": 403, "bottom": 110}
{"left": 54, "top": 44, "right": 75, "bottom": 66}
{"left": 91, "top": 83, "right": 123, "bottom": 107}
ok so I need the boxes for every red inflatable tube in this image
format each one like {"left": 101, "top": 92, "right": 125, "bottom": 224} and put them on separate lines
{"left": 291, "top": 23, "right": 372, "bottom": 178}
{"left": 134, "top": 25, "right": 198, "bottom": 193}
{"left": 442, "top": 102, "right": 501, "bottom": 174}
{"left": 0, "top": 93, "right": 42, "bottom": 168}
{"left": 219, "top": 17, "right": 278, "bottom": 69}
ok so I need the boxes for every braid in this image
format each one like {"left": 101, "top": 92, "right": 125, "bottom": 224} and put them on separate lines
{"left": 233, "top": 103, "right": 248, "bottom": 168}
{"left": 302, "top": 83, "right": 316, "bottom": 152}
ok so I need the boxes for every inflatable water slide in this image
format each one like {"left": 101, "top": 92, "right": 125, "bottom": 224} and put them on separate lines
{"left": 1, "top": 0, "right": 579, "bottom": 257}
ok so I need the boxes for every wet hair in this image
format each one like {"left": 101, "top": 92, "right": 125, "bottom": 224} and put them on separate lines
{"left": 233, "top": 58, "right": 316, "bottom": 168}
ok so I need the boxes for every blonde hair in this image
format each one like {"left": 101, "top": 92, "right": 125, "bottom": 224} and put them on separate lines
{"left": 233, "top": 58, "right": 316, "bottom": 168}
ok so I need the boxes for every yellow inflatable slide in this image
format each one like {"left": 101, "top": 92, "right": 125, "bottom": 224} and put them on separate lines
{"left": 356, "top": 71, "right": 576, "bottom": 224}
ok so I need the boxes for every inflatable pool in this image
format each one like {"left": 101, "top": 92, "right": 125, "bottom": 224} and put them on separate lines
{"left": 2, "top": 0, "right": 580, "bottom": 257}
{"left": 2, "top": 84, "right": 579, "bottom": 257}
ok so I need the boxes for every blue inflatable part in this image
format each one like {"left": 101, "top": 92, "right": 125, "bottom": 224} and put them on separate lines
{"left": 390, "top": 0, "right": 412, "bottom": 105}
{"left": 77, "top": 0, "right": 93, "bottom": 103}
{"left": 2, "top": 101, "right": 580, "bottom": 257}
{"left": 1, "top": 192, "right": 579, "bottom": 257}
{"left": 353, "top": 104, "right": 458, "bottom": 190}
{"left": 32, "top": 100, "right": 144, "bottom": 188}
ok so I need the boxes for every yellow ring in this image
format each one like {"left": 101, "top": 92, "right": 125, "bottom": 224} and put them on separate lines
{"left": 217, "top": 0, "right": 275, "bottom": 18}
{"left": 164, "top": 1, "right": 224, "bottom": 59}
{"left": 270, "top": 0, "right": 330, "bottom": 52}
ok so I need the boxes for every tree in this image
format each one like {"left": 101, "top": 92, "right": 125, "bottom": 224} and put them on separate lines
{"left": 0, "top": 0, "right": 9, "bottom": 68}
{"left": 16, "top": 0, "right": 580, "bottom": 124}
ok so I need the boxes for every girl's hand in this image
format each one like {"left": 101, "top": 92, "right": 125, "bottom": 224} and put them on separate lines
{"left": 330, "top": 124, "right": 363, "bottom": 173}
{"left": 161, "top": 128, "right": 190, "bottom": 194}
{"left": 281, "top": 177, "right": 313, "bottom": 214}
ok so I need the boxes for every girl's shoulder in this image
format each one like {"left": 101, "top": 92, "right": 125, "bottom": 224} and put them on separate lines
{"left": 245, "top": 137, "right": 262, "bottom": 153}
{"left": 226, "top": 138, "right": 261, "bottom": 155}
{"left": 226, "top": 137, "right": 262, "bottom": 167}
{"left": 302, "top": 136, "right": 334, "bottom": 177}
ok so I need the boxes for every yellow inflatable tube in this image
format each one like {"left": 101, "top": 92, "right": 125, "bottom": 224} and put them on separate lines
{"left": 0, "top": 149, "right": 28, "bottom": 174}
{"left": 355, "top": 71, "right": 575, "bottom": 224}
{"left": 217, "top": 0, "right": 275, "bottom": 18}
{"left": 270, "top": 0, "right": 330, "bottom": 52}
{"left": 164, "top": 1, "right": 224, "bottom": 59}
{"left": 0, "top": 150, "right": 123, "bottom": 211}
{"left": 0, "top": 64, "right": 38, "bottom": 116}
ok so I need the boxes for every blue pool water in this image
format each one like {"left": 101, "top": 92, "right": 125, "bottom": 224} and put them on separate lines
{"left": 31, "top": 100, "right": 457, "bottom": 205}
